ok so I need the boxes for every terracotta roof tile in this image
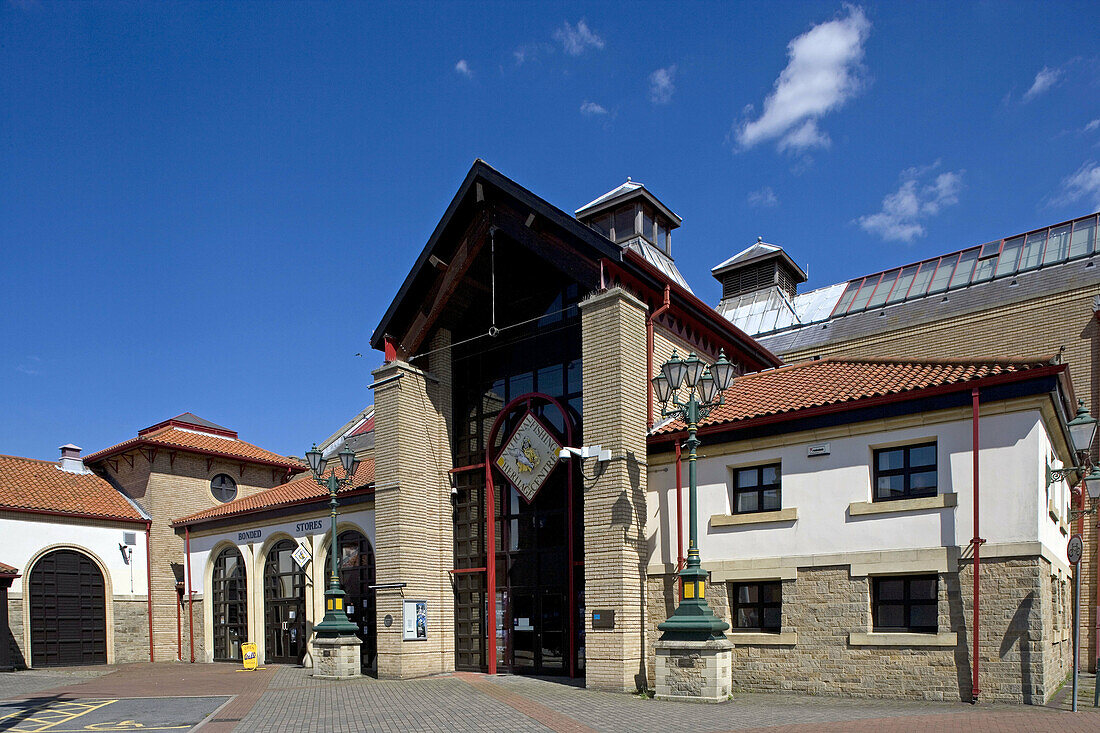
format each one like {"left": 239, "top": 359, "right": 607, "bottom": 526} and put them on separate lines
{"left": 174, "top": 458, "right": 375, "bottom": 525}
{"left": 0, "top": 454, "right": 146, "bottom": 522}
{"left": 653, "top": 356, "right": 1059, "bottom": 435}
{"left": 84, "top": 425, "right": 304, "bottom": 471}
{"left": 0, "top": 561, "right": 19, "bottom": 576}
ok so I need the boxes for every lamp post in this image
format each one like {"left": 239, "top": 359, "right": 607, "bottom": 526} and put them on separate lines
{"left": 653, "top": 349, "right": 737, "bottom": 641}
{"left": 305, "top": 443, "right": 361, "bottom": 638}
{"left": 1046, "top": 399, "right": 1098, "bottom": 712}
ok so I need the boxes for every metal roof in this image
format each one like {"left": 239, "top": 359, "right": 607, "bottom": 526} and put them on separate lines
{"left": 711, "top": 238, "right": 808, "bottom": 281}
{"left": 574, "top": 179, "right": 682, "bottom": 226}
{"left": 719, "top": 211, "right": 1099, "bottom": 339}
{"left": 623, "top": 238, "right": 693, "bottom": 293}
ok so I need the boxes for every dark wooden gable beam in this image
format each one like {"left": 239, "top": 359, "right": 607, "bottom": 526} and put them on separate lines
{"left": 399, "top": 215, "right": 491, "bottom": 357}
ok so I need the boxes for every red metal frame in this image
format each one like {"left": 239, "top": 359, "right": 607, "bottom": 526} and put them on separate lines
{"left": 971, "top": 387, "right": 984, "bottom": 701}
{"left": 186, "top": 525, "right": 195, "bottom": 663}
{"left": 481, "top": 391, "right": 575, "bottom": 677}
{"left": 647, "top": 285, "right": 672, "bottom": 429}
{"left": 146, "top": 521, "right": 154, "bottom": 663}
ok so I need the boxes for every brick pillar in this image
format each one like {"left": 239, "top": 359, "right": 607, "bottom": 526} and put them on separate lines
{"left": 372, "top": 329, "right": 455, "bottom": 679}
{"left": 579, "top": 287, "right": 649, "bottom": 692}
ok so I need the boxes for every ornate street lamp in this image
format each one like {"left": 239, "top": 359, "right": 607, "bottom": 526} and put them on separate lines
{"left": 654, "top": 349, "right": 737, "bottom": 641}
{"left": 306, "top": 442, "right": 361, "bottom": 638}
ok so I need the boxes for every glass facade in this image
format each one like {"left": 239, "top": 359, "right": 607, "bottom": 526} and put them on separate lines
{"left": 448, "top": 244, "right": 584, "bottom": 675}
{"left": 831, "top": 212, "right": 1099, "bottom": 317}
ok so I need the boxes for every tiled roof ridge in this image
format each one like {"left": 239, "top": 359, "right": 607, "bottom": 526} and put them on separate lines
{"left": 173, "top": 458, "right": 375, "bottom": 526}
{"left": 83, "top": 425, "right": 303, "bottom": 470}
{"left": 733, "top": 354, "right": 1055, "bottom": 384}
{"left": 0, "top": 453, "right": 61, "bottom": 466}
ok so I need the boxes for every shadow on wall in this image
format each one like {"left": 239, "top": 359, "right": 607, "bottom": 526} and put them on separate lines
{"left": 2, "top": 629, "right": 26, "bottom": 671}
{"left": 947, "top": 571, "right": 974, "bottom": 702}
{"left": 999, "top": 591, "right": 1036, "bottom": 704}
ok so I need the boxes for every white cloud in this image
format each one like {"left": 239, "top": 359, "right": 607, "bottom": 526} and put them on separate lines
{"left": 1023, "top": 66, "right": 1062, "bottom": 101}
{"left": 580, "top": 101, "right": 608, "bottom": 116}
{"left": 1084, "top": 119, "right": 1100, "bottom": 133}
{"left": 736, "top": 5, "right": 870, "bottom": 153}
{"left": 554, "top": 19, "right": 604, "bottom": 56}
{"left": 747, "top": 187, "right": 779, "bottom": 207}
{"left": 454, "top": 59, "right": 473, "bottom": 78}
{"left": 649, "top": 66, "right": 677, "bottom": 104}
{"left": 858, "top": 163, "right": 965, "bottom": 242}
{"left": 1054, "top": 162, "right": 1100, "bottom": 211}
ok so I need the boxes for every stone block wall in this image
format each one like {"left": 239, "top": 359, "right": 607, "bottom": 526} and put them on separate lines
{"left": 5, "top": 596, "right": 26, "bottom": 670}
{"left": 580, "top": 288, "right": 650, "bottom": 692}
{"left": 645, "top": 555, "right": 1068, "bottom": 703}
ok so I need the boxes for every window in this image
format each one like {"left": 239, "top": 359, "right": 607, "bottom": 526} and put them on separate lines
{"left": 210, "top": 473, "right": 237, "bottom": 502}
{"left": 732, "top": 463, "right": 781, "bottom": 514}
{"left": 730, "top": 582, "right": 782, "bottom": 632}
{"left": 872, "top": 575, "right": 938, "bottom": 633}
{"left": 873, "top": 443, "right": 936, "bottom": 501}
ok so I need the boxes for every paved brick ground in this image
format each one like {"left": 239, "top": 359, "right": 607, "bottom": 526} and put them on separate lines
{"left": 5, "top": 664, "right": 1100, "bottom": 732}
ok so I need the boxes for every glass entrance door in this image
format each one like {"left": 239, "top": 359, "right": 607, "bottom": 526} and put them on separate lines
{"left": 264, "top": 540, "right": 306, "bottom": 664}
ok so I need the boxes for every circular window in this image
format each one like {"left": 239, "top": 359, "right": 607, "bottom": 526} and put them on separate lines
{"left": 210, "top": 473, "right": 238, "bottom": 503}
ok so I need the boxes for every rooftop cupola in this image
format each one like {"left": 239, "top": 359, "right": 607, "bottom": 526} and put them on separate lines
{"left": 576, "top": 178, "right": 682, "bottom": 258}
{"left": 712, "top": 237, "right": 807, "bottom": 302}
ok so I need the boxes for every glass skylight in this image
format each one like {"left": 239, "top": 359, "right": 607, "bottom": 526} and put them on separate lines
{"left": 830, "top": 212, "right": 1098, "bottom": 317}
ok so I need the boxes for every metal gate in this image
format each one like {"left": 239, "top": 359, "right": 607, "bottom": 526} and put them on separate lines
{"left": 29, "top": 550, "right": 107, "bottom": 667}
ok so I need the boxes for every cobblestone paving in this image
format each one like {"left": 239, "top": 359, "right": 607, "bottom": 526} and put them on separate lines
{"left": 0, "top": 667, "right": 111, "bottom": 700}
{"left": 239, "top": 668, "right": 1100, "bottom": 733}
{"left": 7, "top": 664, "right": 1100, "bottom": 732}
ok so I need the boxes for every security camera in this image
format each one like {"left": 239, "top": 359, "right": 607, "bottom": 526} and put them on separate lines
{"left": 558, "top": 445, "right": 611, "bottom": 462}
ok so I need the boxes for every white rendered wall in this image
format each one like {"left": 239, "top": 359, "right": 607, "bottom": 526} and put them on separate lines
{"left": 0, "top": 514, "right": 148, "bottom": 597}
{"left": 185, "top": 507, "right": 375, "bottom": 664}
{"left": 647, "top": 408, "right": 1071, "bottom": 570}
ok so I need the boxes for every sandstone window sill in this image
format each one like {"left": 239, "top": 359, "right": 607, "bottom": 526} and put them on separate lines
{"left": 848, "top": 632, "right": 957, "bottom": 647}
{"left": 849, "top": 493, "right": 957, "bottom": 517}
{"left": 728, "top": 632, "right": 797, "bottom": 646}
{"left": 711, "top": 508, "right": 798, "bottom": 527}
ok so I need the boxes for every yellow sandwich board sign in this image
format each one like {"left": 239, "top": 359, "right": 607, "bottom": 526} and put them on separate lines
{"left": 241, "top": 642, "right": 259, "bottom": 670}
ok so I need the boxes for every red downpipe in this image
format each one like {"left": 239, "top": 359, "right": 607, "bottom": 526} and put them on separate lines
{"left": 176, "top": 586, "right": 182, "bottom": 661}
{"left": 971, "top": 387, "right": 983, "bottom": 702}
{"left": 145, "top": 521, "right": 154, "bottom": 662}
{"left": 646, "top": 285, "right": 671, "bottom": 430}
{"left": 186, "top": 526, "right": 195, "bottom": 663}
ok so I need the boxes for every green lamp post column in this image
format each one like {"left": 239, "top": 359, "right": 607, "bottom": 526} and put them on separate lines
{"left": 306, "top": 443, "right": 361, "bottom": 638}
{"left": 653, "top": 350, "right": 736, "bottom": 641}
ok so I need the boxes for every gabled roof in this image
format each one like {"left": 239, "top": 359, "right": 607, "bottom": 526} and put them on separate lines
{"left": 318, "top": 406, "right": 374, "bottom": 458}
{"left": 0, "top": 561, "right": 21, "bottom": 577}
{"left": 712, "top": 238, "right": 808, "bottom": 281}
{"left": 0, "top": 454, "right": 146, "bottom": 522}
{"left": 652, "top": 356, "right": 1065, "bottom": 437}
{"left": 84, "top": 417, "right": 303, "bottom": 472}
{"left": 371, "top": 160, "right": 781, "bottom": 371}
{"left": 173, "top": 458, "right": 375, "bottom": 526}
{"left": 575, "top": 179, "right": 682, "bottom": 226}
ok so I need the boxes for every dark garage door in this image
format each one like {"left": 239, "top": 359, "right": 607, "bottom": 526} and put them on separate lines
{"left": 29, "top": 550, "right": 107, "bottom": 666}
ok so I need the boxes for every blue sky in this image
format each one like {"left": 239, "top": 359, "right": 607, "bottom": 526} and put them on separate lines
{"left": 2, "top": 1, "right": 1099, "bottom": 460}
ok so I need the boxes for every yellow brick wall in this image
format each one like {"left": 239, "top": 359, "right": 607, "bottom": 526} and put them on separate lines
{"left": 371, "top": 328, "right": 455, "bottom": 679}
{"left": 580, "top": 287, "right": 651, "bottom": 692}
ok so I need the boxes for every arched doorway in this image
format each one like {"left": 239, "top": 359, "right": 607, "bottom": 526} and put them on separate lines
{"left": 263, "top": 539, "right": 306, "bottom": 664}
{"left": 211, "top": 546, "right": 247, "bottom": 662}
{"left": 323, "top": 529, "right": 376, "bottom": 671}
{"left": 29, "top": 549, "right": 107, "bottom": 667}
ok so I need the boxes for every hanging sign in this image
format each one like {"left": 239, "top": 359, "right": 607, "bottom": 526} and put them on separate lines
{"left": 494, "top": 411, "right": 562, "bottom": 502}
{"left": 291, "top": 542, "right": 311, "bottom": 568}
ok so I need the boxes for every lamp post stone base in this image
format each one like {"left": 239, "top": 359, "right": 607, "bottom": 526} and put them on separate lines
{"left": 311, "top": 636, "right": 362, "bottom": 680}
{"left": 653, "top": 638, "right": 733, "bottom": 703}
